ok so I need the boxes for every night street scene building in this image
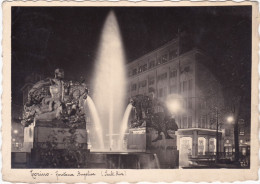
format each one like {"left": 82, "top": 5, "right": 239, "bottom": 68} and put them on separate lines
{"left": 11, "top": 6, "right": 252, "bottom": 169}
{"left": 126, "top": 38, "right": 226, "bottom": 159}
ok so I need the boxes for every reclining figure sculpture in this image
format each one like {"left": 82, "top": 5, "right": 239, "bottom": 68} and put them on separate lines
{"left": 21, "top": 69, "right": 88, "bottom": 127}
{"left": 130, "top": 94, "right": 178, "bottom": 142}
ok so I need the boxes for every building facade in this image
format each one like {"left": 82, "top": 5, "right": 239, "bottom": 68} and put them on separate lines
{"left": 126, "top": 38, "right": 225, "bottom": 157}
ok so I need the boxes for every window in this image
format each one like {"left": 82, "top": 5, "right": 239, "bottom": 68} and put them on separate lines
{"left": 170, "top": 85, "right": 177, "bottom": 94}
{"left": 188, "top": 98, "right": 192, "bottom": 109}
{"left": 128, "top": 70, "right": 131, "bottom": 77}
{"left": 183, "top": 81, "right": 188, "bottom": 92}
{"left": 183, "top": 66, "right": 190, "bottom": 72}
{"left": 183, "top": 99, "right": 187, "bottom": 108}
{"left": 139, "top": 80, "right": 147, "bottom": 88}
{"left": 239, "top": 128, "right": 245, "bottom": 135}
{"left": 139, "top": 66, "right": 142, "bottom": 73}
{"left": 225, "top": 129, "right": 231, "bottom": 136}
{"left": 143, "top": 64, "right": 147, "bottom": 71}
{"left": 148, "top": 76, "right": 155, "bottom": 85}
{"left": 188, "top": 79, "right": 192, "bottom": 90}
{"left": 148, "top": 87, "right": 155, "bottom": 93}
{"left": 132, "top": 68, "right": 137, "bottom": 75}
{"left": 170, "top": 69, "right": 177, "bottom": 78}
{"left": 157, "top": 73, "right": 167, "bottom": 81}
{"left": 169, "top": 49, "right": 178, "bottom": 60}
{"left": 199, "top": 115, "right": 206, "bottom": 128}
{"left": 179, "top": 117, "right": 182, "bottom": 129}
{"left": 183, "top": 116, "right": 188, "bottom": 129}
{"left": 157, "top": 57, "right": 161, "bottom": 65}
{"left": 149, "top": 60, "right": 155, "bottom": 69}
{"left": 162, "top": 54, "right": 168, "bottom": 63}
{"left": 139, "top": 64, "right": 148, "bottom": 73}
{"left": 159, "top": 88, "right": 163, "bottom": 97}
{"left": 199, "top": 100, "right": 207, "bottom": 109}
{"left": 131, "top": 84, "right": 137, "bottom": 91}
{"left": 202, "top": 115, "right": 206, "bottom": 128}
{"left": 188, "top": 116, "right": 192, "bottom": 128}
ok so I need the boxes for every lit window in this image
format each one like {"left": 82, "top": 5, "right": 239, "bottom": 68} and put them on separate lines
{"left": 162, "top": 54, "right": 168, "bottom": 63}
{"left": 139, "top": 66, "right": 142, "bottom": 73}
{"left": 239, "top": 128, "right": 245, "bottom": 135}
{"left": 157, "top": 57, "right": 161, "bottom": 65}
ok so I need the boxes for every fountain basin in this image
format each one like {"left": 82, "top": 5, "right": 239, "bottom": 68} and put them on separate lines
{"left": 86, "top": 151, "right": 160, "bottom": 169}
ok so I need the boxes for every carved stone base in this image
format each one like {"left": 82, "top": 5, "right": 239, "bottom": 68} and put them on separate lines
{"left": 127, "top": 127, "right": 179, "bottom": 168}
{"left": 30, "top": 148, "right": 89, "bottom": 168}
{"left": 27, "top": 120, "right": 90, "bottom": 168}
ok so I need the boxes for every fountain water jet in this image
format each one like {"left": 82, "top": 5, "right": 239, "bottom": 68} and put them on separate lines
{"left": 119, "top": 103, "right": 133, "bottom": 149}
{"left": 85, "top": 97, "right": 104, "bottom": 149}
{"left": 93, "top": 11, "right": 127, "bottom": 150}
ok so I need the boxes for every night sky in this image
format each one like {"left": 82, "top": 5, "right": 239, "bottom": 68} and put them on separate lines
{"left": 12, "top": 6, "right": 252, "bottom": 118}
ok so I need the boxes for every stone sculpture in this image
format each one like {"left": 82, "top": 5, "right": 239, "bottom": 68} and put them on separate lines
{"left": 21, "top": 69, "right": 88, "bottom": 127}
{"left": 130, "top": 94, "right": 178, "bottom": 142}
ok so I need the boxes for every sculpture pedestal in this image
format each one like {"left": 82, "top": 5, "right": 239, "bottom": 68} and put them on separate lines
{"left": 127, "top": 127, "right": 179, "bottom": 168}
{"left": 28, "top": 120, "right": 90, "bottom": 168}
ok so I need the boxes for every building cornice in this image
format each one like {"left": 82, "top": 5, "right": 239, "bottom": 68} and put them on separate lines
{"left": 127, "top": 48, "right": 201, "bottom": 79}
{"left": 127, "top": 38, "right": 179, "bottom": 67}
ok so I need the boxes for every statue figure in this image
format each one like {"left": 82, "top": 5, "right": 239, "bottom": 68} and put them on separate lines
{"left": 130, "top": 94, "right": 178, "bottom": 142}
{"left": 21, "top": 69, "right": 88, "bottom": 127}
{"left": 44, "top": 68, "right": 65, "bottom": 119}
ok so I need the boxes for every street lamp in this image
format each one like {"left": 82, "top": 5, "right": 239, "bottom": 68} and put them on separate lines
{"left": 13, "top": 130, "right": 18, "bottom": 134}
{"left": 166, "top": 99, "right": 181, "bottom": 114}
{"left": 227, "top": 116, "right": 234, "bottom": 123}
{"left": 226, "top": 115, "right": 239, "bottom": 163}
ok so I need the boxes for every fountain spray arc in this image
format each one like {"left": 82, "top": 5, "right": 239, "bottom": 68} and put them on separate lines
{"left": 93, "top": 11, "right": 127, "bottom": 150}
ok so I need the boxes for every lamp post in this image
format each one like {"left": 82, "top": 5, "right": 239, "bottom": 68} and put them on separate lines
{"left": 227, "top": 115, "right": 239, "bottom": 163}
{"left": 215, "top": 107, "right": 219, "bottom": 163}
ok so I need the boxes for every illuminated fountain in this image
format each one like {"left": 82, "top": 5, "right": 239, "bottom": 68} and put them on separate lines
{"left": 16, "top": 11, "right": 176, "bottom": 169}
{"left": 88, "top": 11, "right": 128, "bottom": 150}
{"left": 84, "top": 11, "right": 178, "bottom": 169}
